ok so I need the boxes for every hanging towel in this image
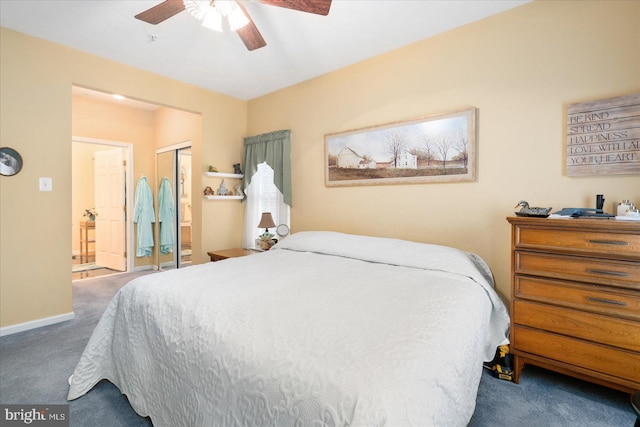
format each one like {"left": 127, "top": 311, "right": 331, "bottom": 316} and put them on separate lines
{"left": 158, "top": 177, "right": 175, "bottom": 254}
{"left": 133, "top": 176, "right": 155, "bottom": 257}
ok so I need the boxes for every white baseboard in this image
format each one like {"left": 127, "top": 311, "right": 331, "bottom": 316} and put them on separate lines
{"left": 0, "top": 312, "right": 75, "bottom": 337}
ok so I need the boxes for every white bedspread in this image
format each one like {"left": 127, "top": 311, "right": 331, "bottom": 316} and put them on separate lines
{"left": 68, "top": 232, "right": 509, "bottom": 426}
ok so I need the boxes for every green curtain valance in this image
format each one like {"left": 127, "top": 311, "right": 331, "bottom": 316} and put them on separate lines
{"left": 242, "top": 129, "right": 292, "bottom": 207}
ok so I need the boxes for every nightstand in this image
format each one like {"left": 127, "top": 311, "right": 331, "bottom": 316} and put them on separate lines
{"left": 79, "top": 221, "right": 95, "bottom": 264}
{"left": 207, "top": 248, "right": 258, "bottom": 262}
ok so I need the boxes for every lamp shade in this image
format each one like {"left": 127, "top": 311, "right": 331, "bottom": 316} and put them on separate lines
{"left": 258, "top": 212, "right": 276, "bottom": 229}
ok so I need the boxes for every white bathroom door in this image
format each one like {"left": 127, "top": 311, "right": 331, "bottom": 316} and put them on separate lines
{"left": 94, "top": 148, "right": 126, "bottom": 271}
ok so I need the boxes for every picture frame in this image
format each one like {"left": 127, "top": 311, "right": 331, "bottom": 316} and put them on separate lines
{"left": 0, "top": 147, "right": 23, "bottom": 177}
{"left": 565, "top": 93, "right": 640, "bottom": 177}
{"left": 325, "top": 108, "right": 476, "bottom": 187}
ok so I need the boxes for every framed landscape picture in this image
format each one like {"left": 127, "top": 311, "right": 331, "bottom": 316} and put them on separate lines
{"left": 325, "top": 108, "right": 476, "bottom": 187}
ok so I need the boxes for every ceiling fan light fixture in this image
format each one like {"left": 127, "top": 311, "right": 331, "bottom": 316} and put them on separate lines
{"left": 136, "top": 0, "right": 332, "bottom": 51}
{"left": 227, "top": 7, "right": 249, "bottom": 31}
{"left": 201, "top": 8, "right": 223, "bottom": 31}
{"left": 184, "top": 0, "right": 248, "bottom": 32}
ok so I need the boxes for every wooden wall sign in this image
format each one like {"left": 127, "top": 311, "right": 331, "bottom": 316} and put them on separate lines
{"left": 566, "top": 93, "right": 640, "bottom": 176}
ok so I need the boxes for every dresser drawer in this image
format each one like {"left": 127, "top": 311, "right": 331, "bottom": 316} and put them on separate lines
{"left": 516, "top": 227, "right": 640, "bottom": 258}
{"left": 513, "top": 326, "right": 640, "bottom": 382}
{"left": 515, "top": 276, "right": 640, "bottom": 320}
{"left": 515, "top": 251, "right": 640, "bottom": 290}
{"left": 513, "top": 300, "right": 640, "bottom": 352}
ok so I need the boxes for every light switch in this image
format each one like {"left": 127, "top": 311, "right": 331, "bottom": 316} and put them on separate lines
{"left": 39, "top": 177, "right": 52, "bottom": 192}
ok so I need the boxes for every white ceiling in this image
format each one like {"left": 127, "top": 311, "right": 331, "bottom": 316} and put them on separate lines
{"left": 1, "top": 0, "right": 530, "bottom": 101}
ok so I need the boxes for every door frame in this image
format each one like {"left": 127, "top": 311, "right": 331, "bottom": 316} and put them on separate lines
{"left": 73, "top": 136, "right": 134, "bottom": 273}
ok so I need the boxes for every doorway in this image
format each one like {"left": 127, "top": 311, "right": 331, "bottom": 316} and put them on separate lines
{"left": 157, "top": 142, "right": 192, "bottom": 269}
{"left": 72, "top": 137, "right": 133, "bottom": 279}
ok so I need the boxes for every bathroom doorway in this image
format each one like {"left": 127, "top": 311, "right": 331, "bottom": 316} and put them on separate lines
{"left": 157, "top": 142, "right": 192, "bottom": 269}
{"left": 72, "top": 137, "right": 133, "bottom": 279}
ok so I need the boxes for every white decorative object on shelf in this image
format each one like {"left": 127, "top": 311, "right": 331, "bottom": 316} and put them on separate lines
{"left": 217, "top": 179, "right": 229, "bottom": 196}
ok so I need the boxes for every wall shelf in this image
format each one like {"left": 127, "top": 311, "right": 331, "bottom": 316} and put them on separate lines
{"left": 204, "top": 195, "right": 243, "bottom": 200}
{"left": 204, "top": 172, "right": 243, "bottom": 179}
{"left": 204, "top": 172, "right": 243, "bottom": 200}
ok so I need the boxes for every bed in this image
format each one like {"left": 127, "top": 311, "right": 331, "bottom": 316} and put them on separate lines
{"left": 68, "top": 231, "right": 510, "bottom": 426}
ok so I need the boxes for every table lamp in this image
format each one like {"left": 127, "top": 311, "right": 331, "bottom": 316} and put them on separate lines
{"left": 257, "top": 212, "right": 276, "bottom": 250}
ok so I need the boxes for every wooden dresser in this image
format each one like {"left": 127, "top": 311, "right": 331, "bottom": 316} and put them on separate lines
{"left": 507, "top": 216, "right": 640, "bottom": 393}
{"left": 207, "top": 248, "right": 258, "bottom": 262}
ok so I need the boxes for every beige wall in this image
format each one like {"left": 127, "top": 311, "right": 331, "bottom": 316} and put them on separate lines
{"left": 0, "top": 28, "right": 246, "bottom": 328}
{"left": 247, "top": 0, "right": 640, "bottom": 301}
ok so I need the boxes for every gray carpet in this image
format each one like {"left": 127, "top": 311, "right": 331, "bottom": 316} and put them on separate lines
{"left": 0, "top": 271, "right": 635, "bottom": 426}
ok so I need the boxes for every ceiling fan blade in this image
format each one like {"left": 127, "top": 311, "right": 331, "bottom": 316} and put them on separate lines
{"left": 257, "top": 0, "right": 332, "bottom": 16}
{"left": 135, "top": 0, "right": 186, "bottom": 25}
{"left": 235, "top": 2, "right": 267, "bottom": 51}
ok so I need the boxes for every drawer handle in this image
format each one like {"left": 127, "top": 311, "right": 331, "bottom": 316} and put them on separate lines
{"left": 588, "top": 239, "right": 629, "bottom": 246}
{"left": 587, "top": 269, "right": 629, "bottom": 277}
{"left": 586, "top": 296, "right": 627, "bottom": 306}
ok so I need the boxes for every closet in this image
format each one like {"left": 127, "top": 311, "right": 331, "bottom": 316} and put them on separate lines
{"left": 156, "top": 143, "right": 192, "bottom": 269}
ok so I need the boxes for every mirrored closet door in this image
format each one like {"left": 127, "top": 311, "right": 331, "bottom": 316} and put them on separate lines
{"left": 156, "top": 143, "right": 192, "bottom": 269}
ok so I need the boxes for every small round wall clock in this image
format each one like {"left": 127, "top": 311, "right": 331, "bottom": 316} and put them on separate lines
{"left": 0, "top": 147, "right": 23, "bottom": 176}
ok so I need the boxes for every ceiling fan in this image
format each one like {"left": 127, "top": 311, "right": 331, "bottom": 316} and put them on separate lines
{"left": 135, "top": 0, "right": 332, "bottom": 51}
